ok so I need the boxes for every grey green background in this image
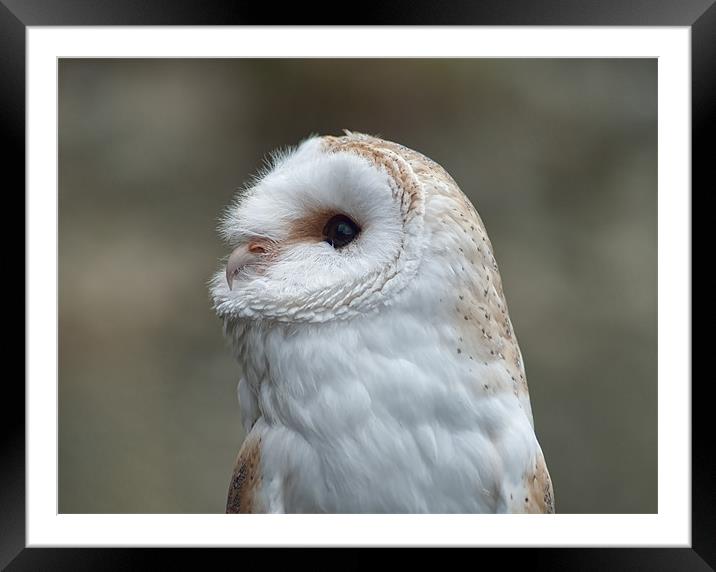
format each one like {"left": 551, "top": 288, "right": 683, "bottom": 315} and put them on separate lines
{"left": 59, "top": 59, "right": 657, "bottom": 513}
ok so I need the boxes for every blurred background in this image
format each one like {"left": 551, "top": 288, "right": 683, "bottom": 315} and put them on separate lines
{"left": 59, "top": 59, "right": 657, "bottom": 514}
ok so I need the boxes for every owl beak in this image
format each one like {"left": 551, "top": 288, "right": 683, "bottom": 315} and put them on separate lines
{"left": 225, "top": 241, "right": 269, "bottom": 290}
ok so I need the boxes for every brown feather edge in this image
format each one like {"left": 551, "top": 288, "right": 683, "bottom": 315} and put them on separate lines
{"left": 226, "top": 434, "right": 263, "bottom": 514}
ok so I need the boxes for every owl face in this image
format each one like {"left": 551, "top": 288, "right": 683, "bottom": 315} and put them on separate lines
{"left": 211, "top": 134, "right": 428, "bottom": 323}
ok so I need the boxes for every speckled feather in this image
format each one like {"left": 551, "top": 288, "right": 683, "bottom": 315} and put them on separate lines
{"left": 211, "top": 131, "right": 554, "bottom": 513}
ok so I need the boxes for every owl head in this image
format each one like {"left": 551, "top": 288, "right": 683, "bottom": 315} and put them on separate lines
{"left": 210, "top": 131, "right": 499, "bottom": 326}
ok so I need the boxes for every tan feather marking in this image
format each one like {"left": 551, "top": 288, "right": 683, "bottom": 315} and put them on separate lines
{"left": 328, "top": 132, "right": 464, "bottom": 208}
{"left": 288, "top": 207, "right": 343, "bottom": 243}
{"left": 434, "top": 184, "right": 528, "bottom": 399}
{"left": 226, "top": 434, "right": 263, "bottom": 514}
{"left": 322, "top": 134, "right": 424, "bottom": 223}
{"left": 524, "top": 454, "right": 555, "bottom": 513}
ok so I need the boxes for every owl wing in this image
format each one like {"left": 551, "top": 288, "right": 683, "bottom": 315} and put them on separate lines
{"left": 523, "top": 449, "right": 556, "bottom": 513}
{"left": 226, "top": 430, "right": 263, "bottom": 513}
{"left": 227, "top": 375, "right": 267, "bottom": 513}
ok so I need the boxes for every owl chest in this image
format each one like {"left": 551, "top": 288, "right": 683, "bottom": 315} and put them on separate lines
{"left": 252, "top": 393, "right": 528, "bottom": 514}
{"left": 244, "top": 327, "right": 534, "bottom": 513}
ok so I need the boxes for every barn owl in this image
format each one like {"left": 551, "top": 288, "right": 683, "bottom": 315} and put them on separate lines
{"left": 210, "top": 131, "right": 554, "bottom": 514}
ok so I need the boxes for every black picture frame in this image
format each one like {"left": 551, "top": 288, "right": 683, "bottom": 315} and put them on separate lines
{"left": 6, "top": 1, "right": 707, "bottom": 568}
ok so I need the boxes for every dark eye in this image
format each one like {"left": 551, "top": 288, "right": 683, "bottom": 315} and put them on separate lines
{"left": 323, "top": 214, "right": 361, "bottom": 249}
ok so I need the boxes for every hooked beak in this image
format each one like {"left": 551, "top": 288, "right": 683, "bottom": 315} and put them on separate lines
{"left": 225, "top": 240, "right": 270, "bottom": 290}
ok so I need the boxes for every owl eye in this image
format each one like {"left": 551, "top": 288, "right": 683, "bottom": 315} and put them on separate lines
{"left": 323, "top": 214, "right": 360, "bottom": 249}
